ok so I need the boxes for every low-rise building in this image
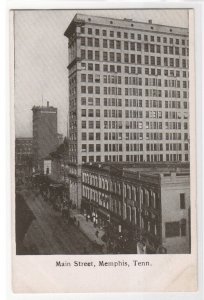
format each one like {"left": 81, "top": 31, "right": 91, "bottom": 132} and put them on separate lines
{"left": 81, "top": 162, "right": 190, "bottom": 254}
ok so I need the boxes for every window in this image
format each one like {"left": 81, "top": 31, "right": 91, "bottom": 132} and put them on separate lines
{"left": 81, "top": 121, "right": 86, "bottom": 129}
{"left": 103, "top": 30, "right": 107, "bottom": 36}
{"left": 110, "top": 52, "right": 115, "bottom": 62}
{"left": 81, "top": 97, "right": 86, "bottom": 105}
{"left": 96, "top": 121, "right": 100, "bottom": 128}
{"left": 165, "top": 222, "right": 180, "bottom": 237}
{"left": 96, "top": 109, "right": 100, "bottom": 117}
{"left": 131, "top": 54, "right": 135, "bottom": 63}
{"left": 81, "top": 37, "right": 85, "bottom": 46}
{"left": 157, "top": 57, "right": 161, "bottom": 66}
{"left": 88, "top": 28, "right": 92, "bottom": 35}
{"left": 89, "top": 144, "right": 94, "bottom": 152}
{"left": 81, "top": 86, "right": 86, "bottom": 93}
{"left": 117, "top": 65, "right": 121, "bottom": 73}
{"left": 169, "top": 46, "right": 173, "bottom": 54}
{"left": 103, "top": 52, "right": 108, "bottom": 61}
{"left": 89, "top": 133, "right": 94, "bottom": 140}
{"left": 88, "top": 63, "right": 93, "bottom": 70}
{"left": 88, "top": 50, "right": 93, "bottom": 60}
{"left": 150, "top": 44, "right": 155, "bottom": 53}
{"left": 96, "top": 144, "right": 101, "bottom": 152}
{"left": 145, "top": 56, "right": 149, "bottom": 64}
{"left": 170, "top": 58, "right": 174, "bottom": 67}
{"left": 95, "top": 98, "right": 100, "bottom": 106}
{"left": 150, "top": 56, "right": 155, "bottom": 65}
{"left": 95, "top": 51, "right": 100, "bottom": 60}
{"left": 182, "top": 59, "right": 187, "bottom": 68}
{"left": 88, "top": 74, "right": 93, "bottom": 83}
{"left": 82, "top": 144, "right": 86, "bottom": 152}
{"left": 137, "top": 55, "right": 142, "bottom": 64}
{"left": 175, "top": 59, "right": 180, "bottom": 68}
{"left": 180, "top": 193, "right": 185, "bottom": 209}
{"left": 88, "top": 38, "right": 93, "bottom": 46}
{"left": 95, "top": 29, "right": 99, "bottom": 35}
{"left": 116, "top": 53, "right": 121, "bottom": 62}
{"left": 110, "top": 65, "right": 115, "bottom": 72}
{"left": 175, "top": 47, "right": 179, "bottom": 55}
{"left": 144, "top": 43, "right": 149, "bottom": 52}
{"left": 96, "top": 133, "right": 100, "bottom": 140}
{"left": 82, "top": 133, "right": 87, "bottom": 140}
{"left": 81, "top": 49, "right": 86, "bottom": 59}
{"left": 110, "top": 30, "right": 114, "bottom": 37}
{"left": 103, "top": 39, "right": 108, "bottom": 48}
{"left": 130, "top": 42, "right": 135, "bottom": 51}
{"left": 89, "top": 121, "right": 94, "bottom": 129}
{"left": 88, "top": 86, "right": 93, "bottom": 94}
{"left": 116, "top": 41, "right": 121, "bottom": 49}
{"left": 88, "top": 109, "right": 94, "bottom": 117}
{"left": 95, "top": 86, "right": 100, "bottom": 94}
{"left": 137, "top": 43, "right": 141, "bottom": 51}
{"left": 110, "top": 40, "right": 114, "bottom": 49}
{"left": 88, "top": 97, "right": 93, "bottom": 105}
{"left": 124, "top": 41, "right": 129, "bottom": 50}
{"left": 95, "top": 64, "right": 100, "bottom": 71}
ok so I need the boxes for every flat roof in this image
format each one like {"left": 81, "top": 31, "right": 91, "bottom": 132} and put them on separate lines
{"left": 66, "top": 13, "right": 188, "bottom": 37}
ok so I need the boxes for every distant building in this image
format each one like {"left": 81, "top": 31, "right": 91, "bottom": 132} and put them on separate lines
{"left": 57, "top": 133, "right": 64, "bottom": 146}
{"left": 32, "top": 102, "right": 57, "bottom": 171}
{"left": 15, "top": 137, "right": 33, "bottom": 165}
{"left": 15, "top": 137, "right": 33, "bottom": 180}
{"left": 81, "top": 162, "right": 190, "bottom": 254}
{"left": 43, "top": 137, "right": 70, "bottom": 183}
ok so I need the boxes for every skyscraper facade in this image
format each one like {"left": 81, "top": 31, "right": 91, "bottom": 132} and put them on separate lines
{"left": 64, "top": 13, "right": 189, "bottom": 207}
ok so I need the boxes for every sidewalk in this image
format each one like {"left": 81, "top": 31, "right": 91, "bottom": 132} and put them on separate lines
{"left": 70, "top": 209, "right": 105, "bottom": 247}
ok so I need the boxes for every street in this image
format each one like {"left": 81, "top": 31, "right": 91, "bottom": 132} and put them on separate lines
{"left": 20, "top": 187, "right": 101, "bottom": 255}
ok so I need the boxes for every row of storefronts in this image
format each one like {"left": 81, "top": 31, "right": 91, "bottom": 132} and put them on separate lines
{"left": 80, "top": 162, "right": 190, "bottom": 254}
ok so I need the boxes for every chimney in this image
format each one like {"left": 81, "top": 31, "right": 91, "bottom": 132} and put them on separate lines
{"left": 47, "top": 101, "right": 49, "bottom": 107}
{"left": 148, "top": 19, "right": 152, "bottom": 24}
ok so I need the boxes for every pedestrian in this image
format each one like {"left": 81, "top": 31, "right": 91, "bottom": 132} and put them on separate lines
{"left": 77, "top": 220, "right": 80, "bottom": 228}
{"left": 95, "top": 230, "right": 99, "bottom": 238}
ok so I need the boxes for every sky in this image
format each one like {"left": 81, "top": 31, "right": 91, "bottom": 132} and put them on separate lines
{"left": 14, "top": 9, "right": 189, "bottom": 138}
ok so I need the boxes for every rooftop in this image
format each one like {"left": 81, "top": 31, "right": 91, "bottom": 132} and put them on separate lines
{"left": 65, "top": 13, "right": 188, "bottom": 38}
{"left": 82, "top": 162, "right": 190, "bottom": 185}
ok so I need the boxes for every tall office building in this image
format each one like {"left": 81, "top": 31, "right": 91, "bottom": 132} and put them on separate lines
{"left": 64, "top": 14, "right": 189, "bottom": 207}
{"left": 32, "top": 102, "right": 58, "bottom": 171}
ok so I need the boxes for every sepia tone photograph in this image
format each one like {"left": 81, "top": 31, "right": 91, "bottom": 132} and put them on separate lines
{"left": 14, "top": 9, "right": 192, "bottom": 259}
